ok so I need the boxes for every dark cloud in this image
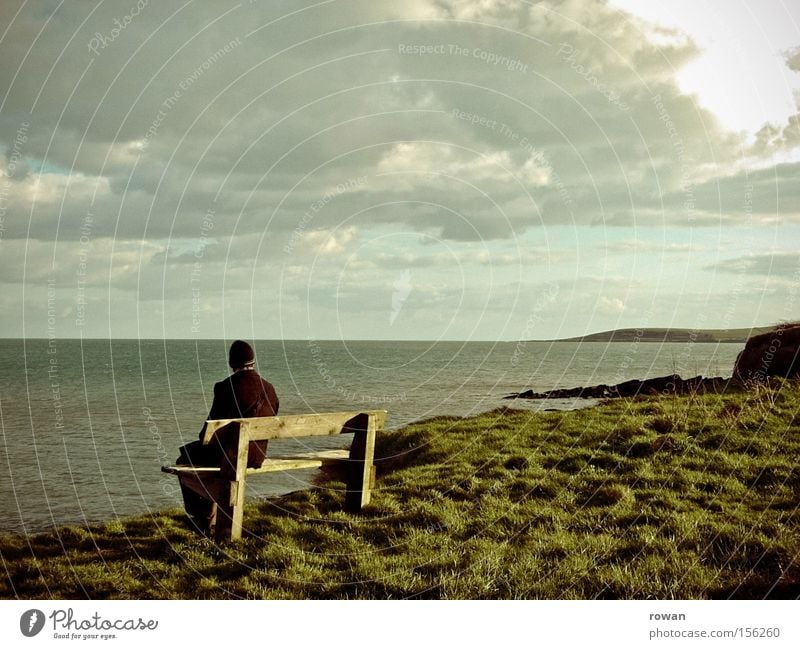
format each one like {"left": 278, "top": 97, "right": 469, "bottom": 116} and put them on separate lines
{"left": 676, "top": 162, "right": 800, "bottom": 221}
{"left": 0, "top": 0, "right": 753, "bottom": 245}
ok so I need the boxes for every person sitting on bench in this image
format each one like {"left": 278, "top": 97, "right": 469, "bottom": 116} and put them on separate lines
{"left": 176, "top": 340, "right": 279, "bottom": 535}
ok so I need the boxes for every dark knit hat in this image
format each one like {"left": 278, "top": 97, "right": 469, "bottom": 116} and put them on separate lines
{"left": 229, "top": 340, "right": 256, "bottom": 368}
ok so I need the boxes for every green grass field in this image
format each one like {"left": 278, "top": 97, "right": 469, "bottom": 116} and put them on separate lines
{"left": 2, "top": 381, "right": 800, "bottom": 599}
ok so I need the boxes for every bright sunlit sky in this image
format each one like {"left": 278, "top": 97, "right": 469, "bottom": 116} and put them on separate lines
{"left": 1, "top": 0, "right": 799, "bottom": 340}
{"left": 612, "top": 0, "right": 800, "bottom": 134}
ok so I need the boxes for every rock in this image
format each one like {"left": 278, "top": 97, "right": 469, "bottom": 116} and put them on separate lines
{"left": 504, "top": 373, "right": 733, "bottom": 401}
{"left": 505, "top": 326, "right": 800, "bottom": 402}
{"left": 733, "top": 324, "right": 800, "bottom": 381}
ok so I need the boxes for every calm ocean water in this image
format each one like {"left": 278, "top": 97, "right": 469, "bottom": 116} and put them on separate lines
{"left": 0, "top": 338, "right": 741, "bottom": 533}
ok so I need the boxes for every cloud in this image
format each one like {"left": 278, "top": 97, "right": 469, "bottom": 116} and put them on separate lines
{"left": 0, "top": 0, "right": 751, "bottom": 245}
{"left": 677, "top": 162, "right": 800, "bottom": 222}
{"left": 749, "top": 46, "right": 800, "bottom": 154}
{"left": 362, "top": 245, "right": 558, "bottom": 269}
{"left": 788, "top": 46, "right": 800, "bottom": 72}
{"left": 705, "top": 252, "right": 800, "bottom": 278}
{"left": 602, "top": 239, "right": 704, "bottom": 254}
{"left": 296, "top": 226, "right": 358, "bottom": 256}
{"left": 598, "top": 296, "right": 626, "bottom": 314}
{"left": 0, "top": 237, "right": 164, "bottom": 288}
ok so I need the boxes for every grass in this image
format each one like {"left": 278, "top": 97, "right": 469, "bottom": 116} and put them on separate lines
{"left": 2, "top": 380, "right": 800, "bottom": 599}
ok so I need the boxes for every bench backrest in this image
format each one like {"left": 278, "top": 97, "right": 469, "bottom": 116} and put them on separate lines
{"left": 201, "top": 410, "right": 388, "bottom": 445}
{"left": 186, "top": 410, "right": 386, "bottom": 540}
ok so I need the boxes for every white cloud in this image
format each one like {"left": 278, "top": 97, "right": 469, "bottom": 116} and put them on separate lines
{"left": 603, "top": 239, "right": 705, "bottom": 254}
{"left": 297, "top": 226, "right": 358, "bottom": 256}
{"left": 375, "top": 141, "right": 517, "bottom": 184}
{"left": 598, "top": 296, "right": 626, "bottom": 314}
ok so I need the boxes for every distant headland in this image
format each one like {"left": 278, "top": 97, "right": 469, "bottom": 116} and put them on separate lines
{"left": 538, "top": 326, "right": 778, "bottom": 344}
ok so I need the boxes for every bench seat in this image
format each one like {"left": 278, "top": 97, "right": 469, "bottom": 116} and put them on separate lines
{"left": 161, "top": 449, "right": 351, "bottom": 475}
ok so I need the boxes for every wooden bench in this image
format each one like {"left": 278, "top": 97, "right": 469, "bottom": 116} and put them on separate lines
{"left": 162, "top": 410, "right": 387, "bottom": 541}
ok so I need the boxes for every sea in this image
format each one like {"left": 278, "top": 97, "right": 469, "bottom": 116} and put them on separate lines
{"left": 0, "top": 338, "right": 741, "bottom": 533}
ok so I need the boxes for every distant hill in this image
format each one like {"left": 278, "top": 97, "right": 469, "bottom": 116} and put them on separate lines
{"left": 542, "top": 326, "right": 779, "bottom": 344}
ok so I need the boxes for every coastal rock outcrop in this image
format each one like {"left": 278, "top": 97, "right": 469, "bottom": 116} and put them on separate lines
{"left": 505, "top": 374, "right": 731, "bottom": 401}
{"left": 732, "top": 324, "right": 800, "bottom": 381}
{"left": 507, "top": 325, "right": 799, "bottom": 402}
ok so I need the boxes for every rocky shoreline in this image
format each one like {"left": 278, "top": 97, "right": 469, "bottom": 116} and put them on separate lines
{"left": 507, "top": 324, "right": 800, "bottom": 401}
{"left": 504, "top": 373, "right": 742, "bottom": 401}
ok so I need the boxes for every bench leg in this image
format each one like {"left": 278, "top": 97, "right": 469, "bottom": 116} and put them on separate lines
{"left": 214, "top": 422, "right": 249, "bottom": 541}
{"left": 345, "top": 414, "right": 376, "bottom": 511}
{"left": 215, "top": 480, "right": 244, "bottom": 542}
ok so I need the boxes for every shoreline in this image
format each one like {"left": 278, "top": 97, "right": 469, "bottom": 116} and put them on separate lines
{"left": 0, "top": 397, "right": 597, "bottom": 537}
{"left": 504, "top": 373, "right": 742, "bottom": 401}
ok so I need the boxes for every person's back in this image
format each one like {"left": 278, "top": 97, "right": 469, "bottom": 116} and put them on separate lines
{"left": 176, "top": 340, "right": 279, "bottom": 534}
{"left": 209, "top": 367, "right": 279, "bottom": 420}
{"left": 207, "top": 360, "right": 279, "bottom": 467}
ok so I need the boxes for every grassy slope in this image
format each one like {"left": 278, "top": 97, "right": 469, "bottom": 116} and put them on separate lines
{"left": 2, "top": 382, "right": 800, "bottom": 599}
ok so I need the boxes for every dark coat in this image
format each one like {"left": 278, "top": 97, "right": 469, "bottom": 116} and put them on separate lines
{"left": 207, "top": 369, "right": 280, "bottom": 421}
{"left": 179, "top": 369, "right": 279, "bottom": 469}
{"left": 205, "top": 369, "right": 279, "bottom": 467}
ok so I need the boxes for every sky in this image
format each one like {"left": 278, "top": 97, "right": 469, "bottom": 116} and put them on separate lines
{"left": 1, "top": 0, "right": 799, "bottom": 340}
